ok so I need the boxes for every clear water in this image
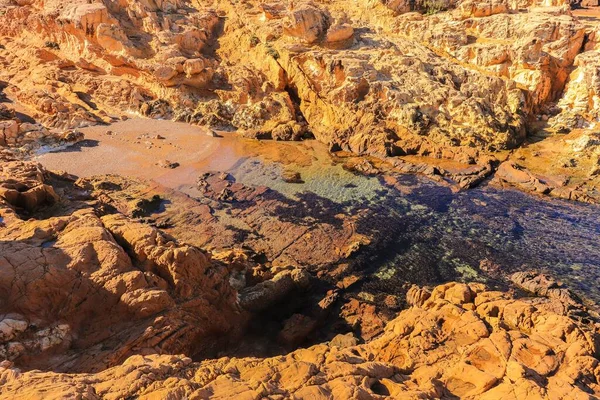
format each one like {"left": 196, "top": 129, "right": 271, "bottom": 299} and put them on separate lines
{"left": 225, "top": 155, "right": 600, "bottom": 305}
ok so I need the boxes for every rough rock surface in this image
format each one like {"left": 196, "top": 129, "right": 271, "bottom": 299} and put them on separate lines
{"left": 1, "top": 0, "right": 600, "bottom": 202}
{"left": 2, "top": 281, "right": 599, "bottom": 399}
{"left": 2, "top": 0, "right": 600, "bottom": 398}
{"left": 0, "top": 99, "right": 82, "bottom": 152}
{"left": 0, "top": 159, "right": 328, "bottom": 372}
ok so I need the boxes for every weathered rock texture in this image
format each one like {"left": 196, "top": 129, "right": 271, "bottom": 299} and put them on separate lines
{"left": 1, "top": 0, "right": 600, "bottom": 202}
{"left": 0, "top": 158, "right": 328, "bottom": 372}
{"left": 2, "top": 0, "right": 600, "bottom": 398}
{"left": 0, "top": 101, "right": 82, "bottom": 151}
{"left": 2, "top": 281, "right": 599, "bottom": 399}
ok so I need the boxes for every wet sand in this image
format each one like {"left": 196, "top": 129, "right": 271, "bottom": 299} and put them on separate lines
{"left": 573, "top": 7, "right": 600, "bottom": 28}
{"left": 35, "top": 118, "right": 330, "bottom": 192}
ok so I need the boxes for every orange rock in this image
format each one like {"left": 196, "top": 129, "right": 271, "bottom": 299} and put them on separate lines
{"left": 2, "top": 276, "right": 598, "bottom": 399}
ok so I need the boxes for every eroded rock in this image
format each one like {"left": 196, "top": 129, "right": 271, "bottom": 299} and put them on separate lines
{"left": 1, "top": 281, "right": 598, "bottom": 399}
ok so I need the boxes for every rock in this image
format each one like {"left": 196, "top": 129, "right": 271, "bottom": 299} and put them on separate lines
{"left": 1, "top": 279, "right": 599, "bottom": 398}
{"left": 0, "top": 161, "right": 250, "bottom": 371}
{"left": 458, "top": 0, "right": 508, "bottom": 18}
{"left": 386, "top": 0, "right": 458, "bottom": 14}
{"left": 0, "top": 120, "right": 19, "bottom": 144}
{"left": 554, "top": 50, "right": 600, "bottom": 131}
{"left": 156, "top": 159, "right": 180, "bottom": 169}
{"left": 206, "top": 129, "right": 222, "bottom": 137}
{"left": 406, "top": 284, "right": 431, "bottom": 307}
{"left": 283, "top": 4, "right": 330, "bottom": 44}
{"left": 567, "top": 132, "right": 600, "bottom": 152}
{"left": 183, "top": 58, "right": 206, "bottom": 75}
{"left": 325, "top": 23, "right": 354, "bottom": 43}
{"left": 0, "top": 0, "right": 596, "bottom": 199}
{"left": 0, "top": 161, "right": 59, "bottom": 212}
{"left": 395, "top": 6, "right": 584, "bottom": 108}
{"left": 0, "top": 316, "right": 28, "bottom": 342}
{"left": 494, "top": 161, "right": 551, "bottom": 194}
{"left": 1, "top": 0, "right": 600, "bottom": 395}
{"left": 282, "top": 170, "right": 303, "bottom": 183}
{"left": 260, "top": 2, "right": 287, "bottom": 20}
{"left": 119, "top": 289, "right": 175, "bottom": 318}
{"left": 329, "top": 332, "right": 359, "bottom": 348}
{"left": 0, "top": 104, "right": 15, "bottom": 121}
{"left": 278, "top": 313, "right": 317, "bottom": 346}
{"left": 239, "top": 269, "right": 311, "bottom": 311}
{"left": 154, "top": 66, "right": 178, "bottom": 83}
{"left": 96, "top": 23, "right": 133, "bottom": 54}
{"left": 510, "top": 271, "right": 581, "bottom": 307}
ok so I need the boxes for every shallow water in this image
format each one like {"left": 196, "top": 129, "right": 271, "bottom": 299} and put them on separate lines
{"left": 222, "top": 154, "right": 600, "bottom": 304}
{"left": 36, "top": 118, "right": 600, "bottom": 305}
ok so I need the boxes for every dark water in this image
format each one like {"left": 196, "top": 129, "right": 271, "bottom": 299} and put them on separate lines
{"left": 224, "top": 155, "right": 600, "bottom": 305}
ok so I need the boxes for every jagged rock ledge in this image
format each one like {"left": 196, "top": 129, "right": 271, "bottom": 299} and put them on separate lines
{"left": 1, "top": 0, "right": 600, "bottom": 202}
{"left": 1, "top": 280, "right": 599, "bottom": 399}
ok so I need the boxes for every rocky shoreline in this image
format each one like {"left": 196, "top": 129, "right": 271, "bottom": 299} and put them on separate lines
{"left": 2, "top": 275, "right": 600, "bottom": 398}
{"left": 2, "top": 138, "right": 600, "bottom": 397}
{"left": 2, "top": 0, "right": 600, "bottom": 398}
{"left": 0, "top": 0, "right": 600, "bottom": 203}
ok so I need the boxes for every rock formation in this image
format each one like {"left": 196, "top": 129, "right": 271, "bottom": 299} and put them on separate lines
{"left": 0, "top": 158, "right": 333, "bottom": 373}
{"left": 2, "top": 0, "right": 600, "bottom": 398}
{"left": 0, "top": 102, "right": 82, "bottom": 152}
{"left": 0, "top": 154, "right": 599, "bottom": 398}
{"left": 2, "top": 281, "right": 600, "bottom": 398}
{"left": 1, "top": 0, "right": 600, "bottom": 201}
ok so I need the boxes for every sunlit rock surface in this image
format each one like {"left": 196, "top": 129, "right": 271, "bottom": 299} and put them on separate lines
{"left": 2, "top": 281, "right": 599, "bottom": 399}
{"left": 2, "top": 0, "right": 600, "bottom": 397}
{"left": 1, "top": 0, "right": 599, "bottom": 202}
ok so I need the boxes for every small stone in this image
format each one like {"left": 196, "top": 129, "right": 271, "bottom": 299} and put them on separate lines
{"left": 156, "top": 160, "right": 180, "bottom": 169}
{"left": 282, "top": 170, "right": 303, "bottom": 183}
{"left": 330, "top": 333, "right": 359, "bottom": 348}
{"left": 206, "top": 130, "right": 222, "bottom": 138}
